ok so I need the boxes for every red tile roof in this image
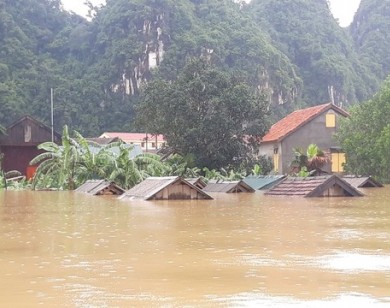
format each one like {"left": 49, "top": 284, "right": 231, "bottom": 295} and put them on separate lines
{"left": 99, "top": 132, "right": 165, "bottom": 143}
{"left": 262, "top": 103, "right": 348, "bottom": 143}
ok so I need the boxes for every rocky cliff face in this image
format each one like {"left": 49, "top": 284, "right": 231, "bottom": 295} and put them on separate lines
{"left": 1, "top": 0, "right": 389, "bottom": 133}
{"left": 91, "top": 0, "right": 302, "bottom": 106}
{"left": 248, "top": 0, "right": 376, "bottom": 106}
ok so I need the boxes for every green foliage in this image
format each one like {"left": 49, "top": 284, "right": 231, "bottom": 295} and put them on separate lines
{"left": 162, "top": 154, "right": 201, "bottom": 178}
{"left": 0, "top": 169, "right": 26, "bottom": 190}
{"left": 251, "top": 164, "right": 262, "bottom": 176}
{"left": 202, "top": 167, "right": 246, "bottom": 182}
{"left": 0, "top": 151, "right": 25, "bottom": 190}
{"left": 241, "top": 154, "right": 273, "bottom": 176}
{"left": 336, "top": 77, "right": 390, "bottom": 183}
{"left": 296, "top": 166, "right": 310, "bottom": 177}
{"left": 136, "top": 58, "right": 270, "bottom": 169}
{"left": 31, "top": 125, "right": 81, "bottom": 190}
{"left": 248, "top": 0, "right": 377, "bottom": 105}
{"left": 30, "top": 125, "right": 168, "bottom": 190}
{"left": 350, "top": 0, "right": 390, "bottom": 82}
{"left": 0, "top": 0, "right": 388, "bottom": 138}
{"left": 290, "top": 143, "right": 329, "bottom": 176}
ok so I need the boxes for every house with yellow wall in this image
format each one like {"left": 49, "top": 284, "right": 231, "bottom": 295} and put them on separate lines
{"left": 259, "top": 103, "right": 349, "bottom": 175}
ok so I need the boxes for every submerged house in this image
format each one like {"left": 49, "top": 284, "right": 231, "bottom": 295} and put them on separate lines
{"left": 119, "top": 176, "right": 213, "bottom": 200}
{"left": 203, "top": 180, "right": 255, "bottom": 193}
{"left": 243, "top": 175, "right": 287, "bottom": 190}
{"left": 185, "top": 177, "right": 207, "bottom": 190}
{"left": 75, "top": 180, "right": 125, "bottom": 196}
{"left": 259, "top": 103, "right": 349, "bottom": 175}
{"left": 265, "top": 175, "right": 363, "bottom": 197}
{"left": 0, "top": 116, "right": 61, "bottom": 178}
{"left": 342, "top": 176, "right": 383, "bottom": 188}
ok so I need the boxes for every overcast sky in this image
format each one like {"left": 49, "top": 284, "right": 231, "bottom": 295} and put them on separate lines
{"left": 61, "top": 0, "right": 361, "bottom": 27}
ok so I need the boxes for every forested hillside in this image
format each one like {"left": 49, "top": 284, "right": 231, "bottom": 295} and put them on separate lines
{"left": 0, "top": 0, "right": 388, "bottom": 135}
{"left": 248, "top": 0, "right": 377, "bottom": 106}
{"left": 350, "top": 0, "right": 390, "bottom": 82}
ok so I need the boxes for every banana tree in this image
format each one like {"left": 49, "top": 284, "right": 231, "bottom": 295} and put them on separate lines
{"left": 30, "top": 125, "right": 81, "bottom": 190}
{"left": 291, "top": 144, "right": 329, "bottom": 176}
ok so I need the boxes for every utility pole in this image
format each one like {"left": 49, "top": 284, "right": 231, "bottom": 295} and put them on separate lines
{"left": 51, "top": 88, "right": 54, "bottom": 142}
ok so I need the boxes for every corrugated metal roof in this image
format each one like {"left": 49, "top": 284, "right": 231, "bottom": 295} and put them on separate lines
{"left": 342, "top": 176, "right": 383, "bottom": 188}
{"left": 261, "top": 103, "right": 349, "bottom": 143}
{"left": 120, "top": 176, "right": 213, "bottom": 200}
{"left": 185, "top": 177, "right": 207, "bottom": 189}
{"left": 203, "top": 180, "right": 255, "bottom": 193}
{"left": 265, "top": 175, "right": 363, "bottom": 197}
{"left": 243, "top": 175, "right": 287, "bottom": 190}
{"left": 75, "top": 180, "right": 125, "bottom": 195}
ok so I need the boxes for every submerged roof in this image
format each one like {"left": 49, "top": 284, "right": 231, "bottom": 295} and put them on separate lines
{"left": 203, "top": 180, "right": 255, "bottom": 193}
{"left": 243, "top": 175, "right": 287, "bottom": 190}
{"left": 265, "top": 175, "right": 363, "bottom": 197}
{"left": 342, "top": 175, "right": 383, "bottom": 188}
{"left": 75, "top": 180, "right": 125, "bottom": 196}
{"left": 262, "top": 103, "right": 349, "bottom": 143}
{"left": 120, "top": 176, "right": 213, "bottom": 200}
{"left": 186, "top": 177, "right": 207, "bottom": 189}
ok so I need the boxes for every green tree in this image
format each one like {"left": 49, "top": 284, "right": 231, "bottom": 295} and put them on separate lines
{"left": 291, "top": 143, "right": 329, "bottom": 176}
{"left": 136, "top": 58, "right": 269, "bottom": 169}
{"left": 336, "top": 77, "right": 390, "bottom": 182}
{"left": 30, "top": 125, "right": 168, "bottom": 190}
{"left": 30, "top": 125, "right": 80, "bottom": 190}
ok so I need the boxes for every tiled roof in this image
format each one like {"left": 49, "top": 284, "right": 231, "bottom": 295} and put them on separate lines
{"left": 99, "top": 132, "right": 165, "bottom": 143}
{"left": 262, "top": 103, "right": 348, "bottom": 143}
{"left": 265, "top": 175, "right": 363, "bottom": 197}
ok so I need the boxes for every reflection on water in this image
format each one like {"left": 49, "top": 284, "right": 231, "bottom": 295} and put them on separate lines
{"left": 0, "top": 188, "right": 390, "bottom": 306}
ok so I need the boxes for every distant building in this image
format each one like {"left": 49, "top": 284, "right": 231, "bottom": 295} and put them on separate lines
{"left": 259, "top": 103, "right": 349, "bottom": 175}
{"left": 0, "top": 116, "right": 61, "bottom": 178}
{"left": 99, "top": 132, "right": 166, "bottom": 152}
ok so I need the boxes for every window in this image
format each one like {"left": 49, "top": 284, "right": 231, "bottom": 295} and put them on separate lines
{"left": 273, "top": 148, "right": 279, "bottom": 172}
{"left": 331, "top": 152, "right": 346, "bottom": 173}
{"left": 326, "top": 113, "right": 336, "bottom": 128}
{"left": 141, "top": 142, "right": 145, "bottom": 147}
{"left": 152, "top": 142, "right": 156, "bottom": 148}
{"left": 273, "top": 154, "right": 279, "bottom": 172}
{"left": 24, "top": 125, "right": 32, "bottom": 142}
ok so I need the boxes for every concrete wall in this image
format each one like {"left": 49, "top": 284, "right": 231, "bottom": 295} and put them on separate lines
{"left": 279, "top": 110, "right": 343, "bottom": 174}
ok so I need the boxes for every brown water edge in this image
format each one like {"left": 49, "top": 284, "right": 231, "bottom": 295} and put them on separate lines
{"left": 0, "top": 188, "right": 389, "bottom": 307}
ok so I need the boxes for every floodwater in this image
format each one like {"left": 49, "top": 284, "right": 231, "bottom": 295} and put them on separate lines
{"left": 1, "top": 188, "right": 390, "bottom": 307}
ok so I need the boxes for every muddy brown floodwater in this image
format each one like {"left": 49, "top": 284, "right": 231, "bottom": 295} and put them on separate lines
{"left": 0, "top": 187, "right": 390, "bottom": 307}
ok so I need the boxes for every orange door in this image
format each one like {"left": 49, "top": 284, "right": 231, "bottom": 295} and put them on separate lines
{"left": 26, "top": 165, "right": 38, "bottom": 180}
